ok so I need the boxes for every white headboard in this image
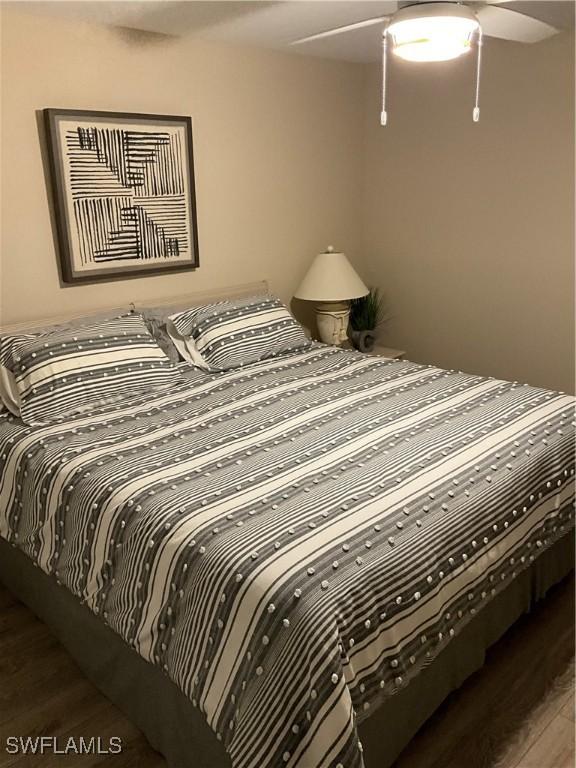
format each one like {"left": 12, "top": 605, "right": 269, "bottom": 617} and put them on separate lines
{"left": 0, "top": 280, "right": 269, "bottom": 335}
{"left": 133, "top": 280, "right": 269, "bottom": 313}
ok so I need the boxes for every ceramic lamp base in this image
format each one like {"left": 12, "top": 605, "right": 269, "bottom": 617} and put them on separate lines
{"left": 315, "top": 302, "right": 350, "bottom": 346}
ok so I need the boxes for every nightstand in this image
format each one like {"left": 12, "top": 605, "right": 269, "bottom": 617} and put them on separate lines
{"left": 366, "top": 345, "right": 406, "bottom": 360}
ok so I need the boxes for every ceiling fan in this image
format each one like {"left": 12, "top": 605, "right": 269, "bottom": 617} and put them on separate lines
{"left": 292, "top": 1, "right": 559, "bottom": 125}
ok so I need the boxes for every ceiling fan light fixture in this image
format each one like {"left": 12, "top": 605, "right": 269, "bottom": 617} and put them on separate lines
{"left": 290, "top": 0, "right": 559, "bottom": 128}
{"left": 387, "top": 3, "right": 479, "bottom": 63}
{"left": 380, "top": 2, "right": 484, "bottom": 125}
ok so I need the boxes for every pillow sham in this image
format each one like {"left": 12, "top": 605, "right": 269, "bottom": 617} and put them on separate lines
{"left": 168, "top": 296, "right": 310, "bottom": 370}
{"left": 164, "top": 321, "right": 210, "bottom": 370}
{"left": 3, "top": 314, "right": 178, "bottom": 426}
{"left": 140, "top": 305, "right": 205, "bottom": 366}
{"left": 142, "top": 315, "right": 182, "bottom": 364}
{"left": 0, "top": 310, "right": 134, "bottom": 416}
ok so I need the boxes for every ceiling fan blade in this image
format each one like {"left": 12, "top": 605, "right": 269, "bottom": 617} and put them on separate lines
{"left": 476, "top": 6, "right": 558, "bottom": 43}
{"left": 292, "top": 16, "right": 389, "bottom": 46}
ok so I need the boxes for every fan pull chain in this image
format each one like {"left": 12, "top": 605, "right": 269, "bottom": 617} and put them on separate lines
{"left": 381, "top": 30, "right": 388, "bottom": 126}
{"left": 473, "top": 27, "right": 483, "bottom": 122}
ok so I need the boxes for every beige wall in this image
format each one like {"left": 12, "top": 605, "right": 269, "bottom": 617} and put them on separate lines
{"left": 1, "top": 7, "right": 574, "bottom": 394}
{"left": 0, "top": 6, "right": 364, "bottom": 324}
{"left": 361, "top": 31, "right": 575, "bottom": 394}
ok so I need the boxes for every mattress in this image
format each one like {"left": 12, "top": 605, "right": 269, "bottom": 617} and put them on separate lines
{"left": 0, "top": 345, "right": 573, "bottom": 768}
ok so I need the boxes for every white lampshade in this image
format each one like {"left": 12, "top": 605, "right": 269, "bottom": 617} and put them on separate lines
{"left": 294, "top": 247, "right": 369, "bottom": 302}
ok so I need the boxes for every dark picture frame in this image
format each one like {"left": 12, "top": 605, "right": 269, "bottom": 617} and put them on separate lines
{"left": 44, "top": 108, "right": 200, "bottom": 284}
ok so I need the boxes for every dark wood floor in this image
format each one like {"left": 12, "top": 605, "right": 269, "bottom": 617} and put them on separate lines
{"left": 0, "top": 576, "right": 573, "bottom": 768}
{"left": 395, "top": 574, "right": 574, "bottom": 768}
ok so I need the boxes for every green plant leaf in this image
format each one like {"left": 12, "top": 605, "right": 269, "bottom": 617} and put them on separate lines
{"left": 349, "top": 288, "right": 388, "bottom": 331}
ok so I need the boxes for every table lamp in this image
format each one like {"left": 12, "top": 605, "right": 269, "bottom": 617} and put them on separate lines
{"left": 294, "top": 246, "right": 369, "bottom": 346}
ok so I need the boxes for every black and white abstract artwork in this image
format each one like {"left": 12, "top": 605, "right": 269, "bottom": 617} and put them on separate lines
{"left": 44, "top": 109, "right": 199, "bottom": 284}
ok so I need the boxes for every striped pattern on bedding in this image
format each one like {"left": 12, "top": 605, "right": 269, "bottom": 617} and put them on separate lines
{"left": 0, "top": 339, "right": 22, "bottom": 415}
{"left": 168, "top": 296, "right": 310, "bottom": 370}
{"left": 1, "top": 314, "right": 178, "bottom": 426}
{"left": 0, "top": 345, "right": 573, "bottom": 768}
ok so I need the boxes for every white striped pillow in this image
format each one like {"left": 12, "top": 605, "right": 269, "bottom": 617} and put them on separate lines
{"left": 168, "top": 296, "right": 310, "bottom": 370}
{"left": 2, "top": 314, "right": 179, "bottom": 425}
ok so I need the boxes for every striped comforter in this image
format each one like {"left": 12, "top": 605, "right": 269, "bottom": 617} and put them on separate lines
{"left": 0, "top": 345, "right": 573, "bottom": 768}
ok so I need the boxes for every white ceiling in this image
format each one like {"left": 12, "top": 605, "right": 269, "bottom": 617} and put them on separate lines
{"left": 15, "top": 1, "right": 576, "bottom": 63}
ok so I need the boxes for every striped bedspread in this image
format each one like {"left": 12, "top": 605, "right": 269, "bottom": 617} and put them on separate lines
{"left": 0, "top": 345, "right": 573, "bottom": 768}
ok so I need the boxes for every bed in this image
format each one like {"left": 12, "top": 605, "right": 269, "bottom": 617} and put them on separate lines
{"left": 0, "top": 282, "right": 573, "bottom": 768}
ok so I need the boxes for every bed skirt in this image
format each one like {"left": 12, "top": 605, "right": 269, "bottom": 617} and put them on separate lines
{"left": 0, "top": 534, "right": 573, "bottom": 768}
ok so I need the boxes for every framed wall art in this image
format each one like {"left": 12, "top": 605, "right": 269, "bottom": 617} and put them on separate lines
{"left": 44, "top": 108, "right": 199, "bottom": 284}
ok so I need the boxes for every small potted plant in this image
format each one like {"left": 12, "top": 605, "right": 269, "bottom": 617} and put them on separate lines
{"left": 348, "top": 288, "right": 388, "bottom": 353}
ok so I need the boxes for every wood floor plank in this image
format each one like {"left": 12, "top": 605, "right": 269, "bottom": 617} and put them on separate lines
{"left": 2, "top": 705, "right": 157, "bottom": 768}
{"left": 0, "top": 701, "right": 163, "bottom": 768}
{"left": 517, "top": 713, "right": 575, "bottom": 768}
{"left": 0, "top": 640, "right": 89, "bottom": 725}
{"left": 492, "top": 661, "right": 575, "bottom": 768}
{"left": 0, "top": 606, "right": 67, "bottom": 662}
{"left": 1, "top": 680, "right": 109, "bottom": 746}
{"left": 394, "top": 575, "right": 575, "bottom": 768}
{"left": 0, "top": 604, "right": 36, "bottom": 643}
{"left": 560, "top": 689, "right": 575, "bottom": 722}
